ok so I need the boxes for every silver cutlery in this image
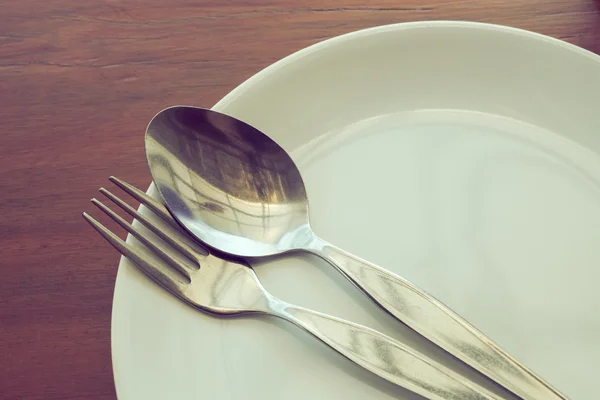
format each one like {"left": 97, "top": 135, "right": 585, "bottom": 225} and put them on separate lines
{"left": 144, "top": 106, "right": 567, "bottom": 400}
{"left": 84, "top": 177, "right": 500, "bottom": 400}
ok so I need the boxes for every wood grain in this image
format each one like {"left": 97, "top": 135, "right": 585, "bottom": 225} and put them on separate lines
{"left": 1, "top": 1, "right": 599, "bottom": 399}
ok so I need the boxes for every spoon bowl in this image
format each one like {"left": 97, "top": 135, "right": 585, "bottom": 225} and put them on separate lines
{"left": 145, "top": 106, "right": 312, "bottom": 257}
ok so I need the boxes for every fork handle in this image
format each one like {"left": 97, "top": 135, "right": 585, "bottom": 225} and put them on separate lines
{"left": 267, "top": 298, "right": 499, "bottom": 400}
{"left": 308, "top": 240, "right": 567, "bottom": 400}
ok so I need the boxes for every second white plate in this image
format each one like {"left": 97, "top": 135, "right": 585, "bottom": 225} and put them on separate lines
{"left": 112, "top": 22, "right": 600, "bottom": 399}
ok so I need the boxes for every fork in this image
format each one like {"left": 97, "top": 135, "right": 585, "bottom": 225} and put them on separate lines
{"left": 83, "top": 177, "right": 502, "bottom": 400}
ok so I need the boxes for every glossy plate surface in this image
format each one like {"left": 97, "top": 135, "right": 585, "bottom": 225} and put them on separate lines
{"left": 112, "top": 22, "right": 600, "bottom": 399}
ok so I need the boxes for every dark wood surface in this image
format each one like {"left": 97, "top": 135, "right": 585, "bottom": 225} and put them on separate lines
{"left": 1, "top": 1, "right": 599, "bottom": 399}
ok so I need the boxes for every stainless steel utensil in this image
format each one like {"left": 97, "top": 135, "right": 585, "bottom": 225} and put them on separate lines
{"left": 84, "top": 177, "right": 500, "bottom": 400}
{"left": 144, "top": 106, "right": 567, "bottom": 400}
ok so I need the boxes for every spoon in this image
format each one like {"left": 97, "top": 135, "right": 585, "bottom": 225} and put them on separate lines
{"left": 145, "top": 106, "right": 567, "bottom": 400}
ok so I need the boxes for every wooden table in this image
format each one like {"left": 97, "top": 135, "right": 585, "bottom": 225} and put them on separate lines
{"left": 1, "top": 1, "right": 599, "bottom": 399}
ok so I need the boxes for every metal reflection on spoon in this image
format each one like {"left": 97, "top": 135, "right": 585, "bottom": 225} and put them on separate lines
{"left": 145, "top": 106, "right": 311, "bottom": 256}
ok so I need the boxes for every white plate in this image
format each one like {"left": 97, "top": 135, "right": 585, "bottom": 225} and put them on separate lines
{"left": 112, "top": 22, "right": 600, "bottom": 399}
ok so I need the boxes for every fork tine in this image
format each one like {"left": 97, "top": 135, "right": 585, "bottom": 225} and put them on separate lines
{"left": 99, "top": 187, "right": 204, "bottom": 261}
{"left": 91, "top": 198, "right": 192, "bottom": 281}
{"left": 82, "top": 212, "right": 188, "bottom": 295}
{"left": 109, "top": 177, "right": 209, "bottom": 257}
{"left": 109, "top": 176, "right": 177, "bottom": 228}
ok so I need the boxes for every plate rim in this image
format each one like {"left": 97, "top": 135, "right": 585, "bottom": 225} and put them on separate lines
{"left": 212, "top": 20, "right": 600, "bottom": 114}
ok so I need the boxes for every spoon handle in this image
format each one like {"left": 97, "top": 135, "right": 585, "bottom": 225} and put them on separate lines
{"left": 266, "top": 296, "right": 500, "bottom": 400}
{"left": 309, "top": 240, "right": 568, "bottom": 400}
